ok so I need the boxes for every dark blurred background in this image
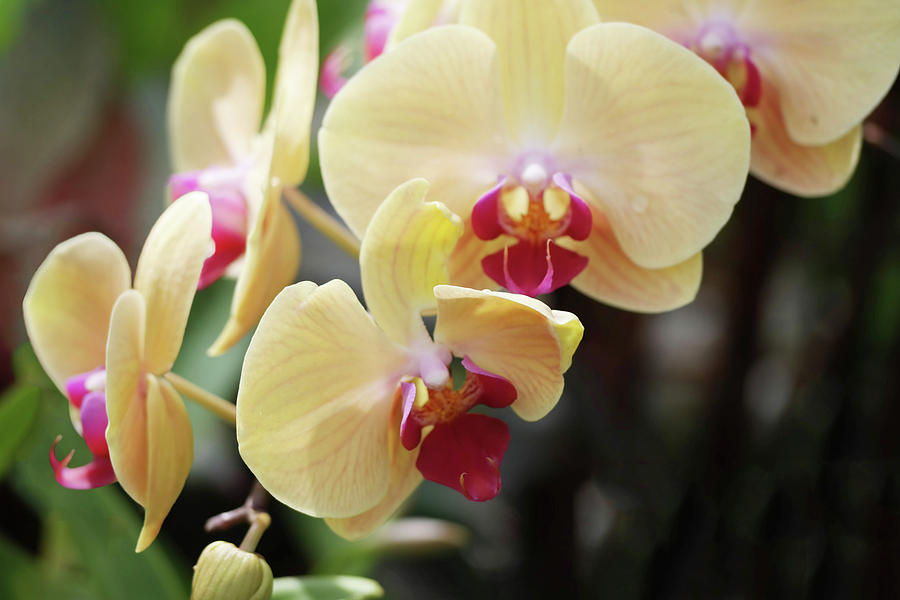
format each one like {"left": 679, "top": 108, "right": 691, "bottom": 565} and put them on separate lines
{"left": 1, "top": 1, "right": 898, "bottom": 598}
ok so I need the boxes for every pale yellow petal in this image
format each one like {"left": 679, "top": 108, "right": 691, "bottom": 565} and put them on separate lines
{"left": 558, "top": 204, "right": 702, "bottom": 312}
{"left": 741, "top": 0, "right": 900, "bottom": 146}
{"left": 208, "top": 183, "right": 300, "bottom": 356}
{"left": 135, "top": 375, "right": 193, "bottom": 552}
{"left": 23, "top": 233, "right": 131, "bottom": 394}
{"left": 749, "top": 87, "right": 862, "bottom": 197}
{"left": 553, "top": 23, "right": 749, "bottom": 269}
{"left": 387, "top": 0, "right": 446, "bottom": 50}
{"left": 269, "top": 0, "right": 318, "bottom": 186}
{"left": 326, "top": 380, "right": 425, "bottom": 540}
{"left": 168, "top": 19, "right": 266, "bottom": 171}
{"left": 237, "top": 280, "right": 410, "bottom": 518}
{"left": 361, "top": 179, "right": 463, "bottom": 344}
{"left": 432, "top": 286, "right": 583, "bottom": 422}
{"left": 446, "top": 218, "right": 505, "bottom": 290}
{"left": 319, "top": 25, "right": 509, "bottom": 238}
{"left": 105, "top": 290, "right": 149, "bottom": 506}
{"left": 460, "top": 0, "right": 598, "bottom": 144}
{"left": 133, "top": 192, "right": 211, "bottom": 374}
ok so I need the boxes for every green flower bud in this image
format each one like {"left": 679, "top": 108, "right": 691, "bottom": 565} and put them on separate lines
{"left": 191, "top": 541, "right": 273, "bottom": 600}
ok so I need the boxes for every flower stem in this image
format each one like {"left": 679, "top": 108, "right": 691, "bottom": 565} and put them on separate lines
{"left": 164, "top": 372, "right": 236, "bottom": 426}
{"left": 282, "top": 186, "right": 360, "bottom": 259}
{"left": 239, "top": 511, "right": 271, "bottom": 553}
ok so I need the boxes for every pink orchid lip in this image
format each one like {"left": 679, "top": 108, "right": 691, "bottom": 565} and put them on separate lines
{"left": 50, "top": 436, "right": 117, "bottom": 490}
{"left": 482, "top": 240, "right": 588, "bottom": 296}
{"left": 65, "top": 367, "right": 105, "bottom": 409}
{"left": 471, "top": 171, "right": 592, "bottom": 296}
{"left": 417, "top": 413, "right": 509, "bottom": 501}
{"left": 321, "top": 45, "right": 351, "bottom": 99}
{"left": 364, "top": 2, "right": 398, "bottom": 62}
{"left": 55, "top": 368, "right": 115, "bottom": 489}
{"left": 401, "top": 356, "right": 516, "bottom": 502}
{"left": 168, "top": 169, "right": 248, "bottom": 289}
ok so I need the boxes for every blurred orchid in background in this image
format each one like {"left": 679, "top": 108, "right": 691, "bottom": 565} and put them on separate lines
{"left": 236, "top": 179, "right": 582, "bottom": 539}
{"left": 167, "top": 0, "right": 318, "bottom": 355}
{"left": 592, "top": 0, "right": 900, "bottom": 196}
{"left": 320, "top": 0, "right": 750, "bottom": 308}
{"left": 320, "top": 0, "right": 460, "bottom": 97}
{"left": 23, "top": 193, "right": 211, "bottom": 551}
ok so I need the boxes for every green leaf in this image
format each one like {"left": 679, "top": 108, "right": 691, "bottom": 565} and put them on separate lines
{"left": 0, "top": 384, "right": 39, "bottom": 480}
{"left": 271, "top": 576, "right": 384, "bottom": 600}
{"left": 0, "top": 0, "right": 29, "bottom": 52}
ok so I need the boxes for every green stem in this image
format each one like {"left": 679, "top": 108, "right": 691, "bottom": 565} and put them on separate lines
{"left": 239, "top": 512, "right": 271, "bottom": 553}
{"left": 282, "top": 186, "right": 361, "bottom": 259}
{"left": 164, "top": 372, "right": 236, "bottom": 426}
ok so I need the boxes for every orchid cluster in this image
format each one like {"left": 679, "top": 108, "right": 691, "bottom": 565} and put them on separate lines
{"left": 20, "top": 0, "right": 899, "bottom": 584}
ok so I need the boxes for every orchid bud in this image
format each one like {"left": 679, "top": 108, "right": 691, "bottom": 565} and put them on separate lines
{"left": 191, "top": 541, "right": 273, "bottom": 600}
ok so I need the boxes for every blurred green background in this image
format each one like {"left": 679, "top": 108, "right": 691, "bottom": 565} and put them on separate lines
{"left": 1, "top": 1, "right": 898, "bottom": 598}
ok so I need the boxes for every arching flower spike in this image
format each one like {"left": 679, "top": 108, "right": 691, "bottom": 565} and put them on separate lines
{"left": 237, "top": 179, "right": 582, "bottom": 539}
{"left": 592, "top": 0, "right": 900, "bottom": 196}
{"left": 167, "top": 0, "right": 319, "bottom": 355}
{"left": 320, "top": 0, "right": 750, "bottom": 310}
{"left": 23, "top": 193, "right": 212, "bottom": 551}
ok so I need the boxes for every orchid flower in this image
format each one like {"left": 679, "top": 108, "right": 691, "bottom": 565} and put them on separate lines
{"left": 237, "top": 179, "right": 583, "bottom": 539}
{"left": 319, "top": 0, "right": 750, "bottom": 310}
{"left": 592, "top": 0, "right": 900, "bottom": 197}
{"left": 320, "top": 0, "right": 460, "bottom": 97}
{"left": 23, "top": 193, "right": 212, "bottom": 551}
{"left": 167, "top": 0, "right": 318, "bottom": 355}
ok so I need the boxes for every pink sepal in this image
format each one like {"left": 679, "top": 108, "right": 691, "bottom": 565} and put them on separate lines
{"left": 399, "top": 381, "right": 422, "bottom": 451}
{"left": 50, "top": 436, "right": 117, "bottom": 490}
{"left": 461, "top": 356, "right": 516, "bottom": 409}
{"left": 416, "top": 413, "right": 510, "bottom": 501}
{"left": 471, "top": 177, "right": 506, "bottom": 241}
{"left": 482, "top": 240, "right": 588, "bottom": 296}
{"left": 552, "top": 173, "right": 593, "bottom": 241}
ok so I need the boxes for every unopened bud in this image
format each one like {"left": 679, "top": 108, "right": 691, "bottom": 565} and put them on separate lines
{"left": 191, "top": 541, "right": 273, "bottom": 600}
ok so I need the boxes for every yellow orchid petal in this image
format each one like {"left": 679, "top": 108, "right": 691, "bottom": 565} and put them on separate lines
{"left": 554, "top": 23, "right": 749, "bottom": 269}
{"left": 558, "top": 204, "right": 702, "bottom": 312}
{"left": 432, "top": 286, "right": 583, "bottom": 422}
{"left": 447, "top": 219, "right": 505, "bottom": 290}
{"left": 319, "top": 25, "right": 509, "bottom": 238}
{"left": 208, "top": 183, "right": 300, "bottom": 356}
{"left": 742, "top": 0, "right": 900, "bottom": 146}
{"left": 135, "top": 375, "right": 193, "bottom": 552}
{"left": 168, "top": 19, "right": 266, "bottom": 171}
{"left": 460, "top": 0, "right": 598, "bottom": 144}
{"left": 326, "top": 379, "right": 426, "bottom": 540}
{"left": 750, "top": 88, "right": 862, "bottom": 197}
{"left": 269, "top": 0, "right": 318, "bottom": 186}
{"left": 361, "top": 179, "right": 463, "bottom": 345}
{"left": 387, "top": 0, "right": 446, "bottom": 50}
{"left": 23, "top": 233, "right": 131, "bottom": 395}
{"left": 237, "top": 280, "right": 409, "bottom": 518}
{"left": 105, "top": 290, "right": 149, "bottom": 507}
{"left": 133, "top": 192, "right": 211, "bottom": 374}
